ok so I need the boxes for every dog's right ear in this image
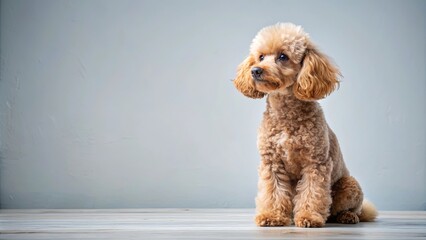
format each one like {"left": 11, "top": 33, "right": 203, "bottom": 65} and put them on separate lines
{"left": 233, "top": 55, "right": 265, "bottom": 99}
{"left": 293, "top": 47, "right": 340, "bottom": 101}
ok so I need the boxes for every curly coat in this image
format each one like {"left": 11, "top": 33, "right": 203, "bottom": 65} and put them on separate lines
{"left": 234, "top": 23, "right": 377, "bottom": 228}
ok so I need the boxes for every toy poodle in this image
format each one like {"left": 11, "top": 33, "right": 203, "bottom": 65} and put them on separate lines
{"left": 233, "top": 23, "right": 377, "bottom": 228}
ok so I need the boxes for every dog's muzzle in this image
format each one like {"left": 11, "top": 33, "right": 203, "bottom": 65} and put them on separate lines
{"left": 251, "top": 67, "right": 263, "bottom": 80}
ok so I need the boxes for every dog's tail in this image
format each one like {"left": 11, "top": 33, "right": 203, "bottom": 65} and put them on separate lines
{"left": 358, "top": 199, "right": 378, "bottom": 222}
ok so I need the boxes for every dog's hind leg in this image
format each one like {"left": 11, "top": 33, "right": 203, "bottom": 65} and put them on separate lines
{"left": 328, "top": 176, "right": 363, "bottom": 224}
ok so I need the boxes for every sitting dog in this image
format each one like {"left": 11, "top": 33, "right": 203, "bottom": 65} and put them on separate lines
{"left": 233, "top": 23, "right": 377, "bottom": 228}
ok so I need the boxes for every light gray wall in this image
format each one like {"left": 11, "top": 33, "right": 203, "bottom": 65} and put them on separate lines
{"left": 1, "top": 0, "right": 425, "bottom": 210}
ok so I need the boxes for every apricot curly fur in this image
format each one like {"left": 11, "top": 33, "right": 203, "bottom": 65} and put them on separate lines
{"left": 234, "top": 55, "right": 265, "bottom": 99}
{"left": 234, "top": 23, "right": 377, "bottom": 228}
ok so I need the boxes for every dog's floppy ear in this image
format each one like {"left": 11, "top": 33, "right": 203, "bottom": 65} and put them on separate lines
{"left": 234, "top": 55, "right": 265, "bottom": 99}
{"left": 293, "top": 47, "right": 340, "bottom": 101}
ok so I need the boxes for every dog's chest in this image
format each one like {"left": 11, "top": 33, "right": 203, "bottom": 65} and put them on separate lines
{"left": 271, "top": 131, "right": 288, "bottom": 147}
{"left": 258, "top": 128, "right": 302, "bottom": 179}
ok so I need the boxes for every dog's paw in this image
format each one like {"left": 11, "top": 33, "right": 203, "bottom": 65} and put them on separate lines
{"left": 255, "top": 213, "right": 291, "bottom": 227}
{"left": 294, "top": 212, "right": 325, "bottom": 228}
{"left": 336, "top": 211, "right": 359, "bottom": 224}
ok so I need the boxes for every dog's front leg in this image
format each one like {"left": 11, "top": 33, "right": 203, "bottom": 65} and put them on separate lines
{"left": 293, "top": 162, "right": 332, "bottom": 228}
{"left": 254, "top": 159, "right": 293, "bottom": 226}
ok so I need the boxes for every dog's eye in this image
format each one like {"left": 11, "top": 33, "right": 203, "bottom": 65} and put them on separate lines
{"left": 259, "top": 55, "right": 264, "bottom": 61}
{"left": 278, "top": 53, "right": 288, "bottom": 61}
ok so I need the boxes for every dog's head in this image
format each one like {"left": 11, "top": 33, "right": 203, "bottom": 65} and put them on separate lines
{"left": 234, "top": 23, "right": 340, "bottom": 101}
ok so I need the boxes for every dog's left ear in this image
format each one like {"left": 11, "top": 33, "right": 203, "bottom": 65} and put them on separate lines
{"left": 293, "top": 47, "right": 340, "bottom": 101}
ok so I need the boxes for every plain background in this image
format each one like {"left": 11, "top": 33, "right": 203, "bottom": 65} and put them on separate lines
{"left": 0, "top": 0, "right": 425, "bottom": 210}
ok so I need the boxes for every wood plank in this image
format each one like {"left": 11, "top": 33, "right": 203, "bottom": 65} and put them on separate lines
{"left": 1, "top": 209, "right": 425, "bottom": 239}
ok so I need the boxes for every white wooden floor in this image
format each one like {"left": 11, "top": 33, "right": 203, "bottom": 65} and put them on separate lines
{"left": 0, "top": 209, "right": 425, "bottom": 239}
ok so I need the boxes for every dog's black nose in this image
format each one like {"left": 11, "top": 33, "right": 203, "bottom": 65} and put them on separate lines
{"left": 251, "top": 67, "right": 263, "bottom": 79}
